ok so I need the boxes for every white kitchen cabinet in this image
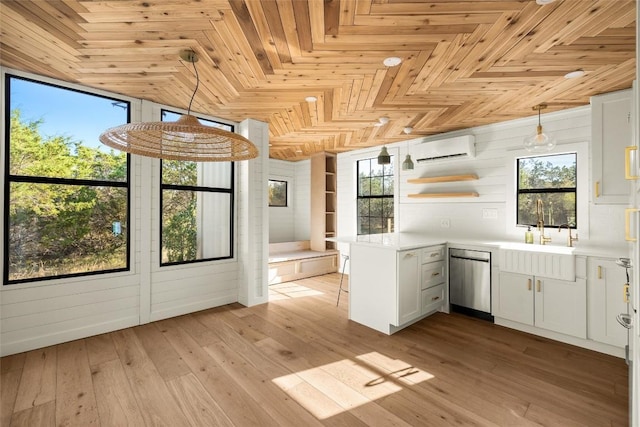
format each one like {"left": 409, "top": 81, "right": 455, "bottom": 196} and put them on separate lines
{"left": 495, "top": 272, "right": 534, "bottom": 325}
{"left": 497, "top": 271, "right": 586, "bottom": 339}
{"left": 591, "top": 89, "right": 632, "bottom": 204}
{"left": 397, "top": 250, "right": 421, "bottom": 325}
{"left": 587, "top": 258, "right": 628, "bottom": 348}
{"left": 349, "top": 243, "right": 445, "bottom": 334}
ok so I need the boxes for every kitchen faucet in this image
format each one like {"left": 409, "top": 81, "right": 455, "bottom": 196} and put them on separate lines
{"left": 536, "top": 199, "right": 552, "bottom": 245}
{"left": 558, "top": 224, "right": 578, "bottom": 247}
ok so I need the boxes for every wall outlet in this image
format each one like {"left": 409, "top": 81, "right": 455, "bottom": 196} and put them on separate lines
{"left": 482, "top": 208, "right": 498, "bottom": 219}
{"left": 440, "top": 218, "right": 450, "bottom": 228}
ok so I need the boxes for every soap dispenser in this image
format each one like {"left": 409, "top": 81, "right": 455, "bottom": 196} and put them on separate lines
{"left": 525, "top": 226, "right": 534, "bottom": 244}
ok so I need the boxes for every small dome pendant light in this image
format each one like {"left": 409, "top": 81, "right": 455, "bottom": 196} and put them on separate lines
{"left": 524, "top": 103, "right": 556, "bottom": 152}
{"left": 377, "top": 146, "right": 391, "bottom": 165}
{"left": 402, "top": 155, "right": 414, "bottom": 171}
{"left": 401, "top": 126, "right": 414, "bottom": 171}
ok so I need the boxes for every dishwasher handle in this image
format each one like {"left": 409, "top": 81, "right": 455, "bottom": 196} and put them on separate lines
{"left": 450, "top": 255, "right": 490, "bottom": 263}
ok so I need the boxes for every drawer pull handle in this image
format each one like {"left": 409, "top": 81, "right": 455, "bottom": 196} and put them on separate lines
{"left": 597, "top": 266, "right": 602, "bottom": 280}
{"left": 625, "top": 146, "right": 638, "bottom": 180}
{"left": 430, "top": 252, "right": 439, "bottom": 257}
{"left": 431, "top": 272, "right": 440, "bottom": 277}
{"left": 625, "top": 208, "right": 639, "bottom": 242}
{"left": 431, "top": 296, "right": 440, "bottom": 301}
{"left": 595, "top": 181, "right": 600, "bottom": 198}
{"left": 624, "top": 284, "right": 630, "bottom": 303}
{"left": 527, "top": 279, "right": 532, "bottom": 291}
{"left": 536, "top": 280, "right": 541, "bottom": 292}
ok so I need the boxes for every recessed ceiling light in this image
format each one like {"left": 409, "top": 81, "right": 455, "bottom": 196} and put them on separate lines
{"left": 403, "top": 127, "right": 413, "bottom": 135}
{"left": 305, "top": 96, "right": 317, "bottom": 102}
{"left": 383, "top": 57, "right": 402, "bottom": 67}
{"left": 564, "top": 70, "right": 585, "bottom": 79}
{"left": 535, "top": 0, "right": 556, "bottom": 4}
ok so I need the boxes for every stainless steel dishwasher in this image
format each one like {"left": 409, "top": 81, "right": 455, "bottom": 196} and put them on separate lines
{"left": 449, "top": 248, "right": 492, "bottom": 321}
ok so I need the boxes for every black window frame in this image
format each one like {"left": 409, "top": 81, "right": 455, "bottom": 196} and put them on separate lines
{"left": 268, "top": 179, "right": 288, "bottom": 207}
{"left": 356, "top": 157, "right": 394, "bottom": 235}
{"left": 4, "top": 74, "right": 131, "bottom": 285}
{"left": 159, "top": 109, "right": 235, "bottom": 267}
{"left": 516, "top": 152, "right": 578, "bottom": 229}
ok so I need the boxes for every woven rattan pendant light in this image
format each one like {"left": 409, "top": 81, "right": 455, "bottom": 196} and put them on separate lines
{"left": 99, "top": 50, "right": 258, "bottom": 162}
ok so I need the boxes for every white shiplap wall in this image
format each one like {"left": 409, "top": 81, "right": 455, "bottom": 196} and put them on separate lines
{"left": 268, "top": 159, "right": 296, "bottom": 243}
{"left": 0, "top": 69, "right": 269, "bottom": 356}
{"left": 267, "top": 158, "right": 311, "bottom": 244}
{"left": 294, "top": 159, "right": 311, "bottom": 241}
{"left": 336, "top": 105, "right": 627, "bottom": 248}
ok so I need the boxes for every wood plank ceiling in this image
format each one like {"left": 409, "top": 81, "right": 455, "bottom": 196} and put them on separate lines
{"left": 0, "top": 0, "right": 636, "bottom": 161}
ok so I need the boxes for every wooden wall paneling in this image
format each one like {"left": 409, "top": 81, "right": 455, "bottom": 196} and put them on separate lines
{"left": 0, "top": 0, "right": 636, "bottom": 161}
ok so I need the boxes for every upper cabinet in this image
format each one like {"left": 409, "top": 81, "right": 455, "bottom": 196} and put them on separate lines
{"left": 591, "top": 89, "right": 632, "bottom": 204}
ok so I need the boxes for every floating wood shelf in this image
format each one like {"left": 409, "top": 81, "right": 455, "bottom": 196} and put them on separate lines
{"left": 408, "top": 192, "right": 479, "bottom": 198}
{"left": 407, "top": 174, "right": 478, "bottom": 184}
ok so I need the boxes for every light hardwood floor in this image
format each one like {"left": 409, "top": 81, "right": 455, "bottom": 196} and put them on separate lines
{"left": 1, "top": 273, "right": 629, "bottom": 426}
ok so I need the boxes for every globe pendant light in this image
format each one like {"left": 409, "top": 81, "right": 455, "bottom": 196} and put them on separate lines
{"left": 524, "top": 103, "right": 556, "bottom": 152}
{"left": 100, "top": 50, "right": 258, "bottom": 162}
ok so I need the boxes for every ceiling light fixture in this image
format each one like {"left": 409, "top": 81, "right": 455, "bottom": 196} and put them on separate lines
{"left": 535, "top": 0, "right": 556, "bottom": 4}
{"left": 383, "top": 57, "right": 402, "bottom": 67}
{"left": 305, "top": 96, "right": 318, "bottom": 102}
{"left": 402, "top": 127, "right": 414, "bottom": 171}
{"left": 524, "top": 103, "right": 556, "bottom": 152}
{"left": 99, "top": 50, "right": 258, "bottom": 162}
{"left": 377, "top": 146, "right": 391, "bottom": 165}
{"left": 564, "top": 70, "right": 585, "bottom": 79}
{"left": 374, "top": 116, "right": 390, "bottom": 127}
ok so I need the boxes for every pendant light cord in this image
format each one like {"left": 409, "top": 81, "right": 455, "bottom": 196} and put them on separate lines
{"left": 187, "top": 55, "right": 199, "bottom": 115}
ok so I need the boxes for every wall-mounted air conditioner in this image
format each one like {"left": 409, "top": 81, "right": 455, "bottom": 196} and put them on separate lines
{"left": 415, "top": 135, "right": 475, "bottom": 163}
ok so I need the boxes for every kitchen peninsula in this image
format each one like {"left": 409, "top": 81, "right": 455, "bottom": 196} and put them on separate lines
{"left": 338, "top": 233, "right": 628, "bottom": 359}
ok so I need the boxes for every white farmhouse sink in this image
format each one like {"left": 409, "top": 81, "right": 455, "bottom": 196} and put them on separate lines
{"left": 499, "top": 242, "right": 575, "bottom": 281}
{"left": 499, "top": 242, "right": 575, "bottom": 255}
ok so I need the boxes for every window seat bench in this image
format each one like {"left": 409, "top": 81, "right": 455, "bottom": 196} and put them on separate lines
{"left": 268, "top": 241, "right": 338, "bottom": 285}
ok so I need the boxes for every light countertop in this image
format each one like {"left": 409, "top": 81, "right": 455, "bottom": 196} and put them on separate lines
{"left": 329, "top": 233, "right": 629, "bottom": 258}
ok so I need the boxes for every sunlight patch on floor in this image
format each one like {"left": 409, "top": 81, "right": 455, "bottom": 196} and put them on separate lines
{"left": 269, "top": 283, "right": 324, "bottom": 300}
{"left": 272, "top": 352, "right": 434, "bottom": 419}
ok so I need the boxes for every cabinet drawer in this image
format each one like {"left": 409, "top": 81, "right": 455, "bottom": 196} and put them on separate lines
{"left": 422, "top": 284, "right": 445, "bottom": 315}
{"left": 421, "top": 261, "right": 445, "bottom": 289}
{"left": 421, "top": 246, "right": 444, "bottom": 264}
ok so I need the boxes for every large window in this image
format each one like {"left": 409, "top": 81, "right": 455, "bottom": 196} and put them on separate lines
{"left": 517, "top": 153, "right": 577, "bottom": 228}
{"left": 4, "top": 75, "right": 130, "bottom": 284}
{"left": 160, "top": 110, "right": 234, "bottom": 265}
{"left": 268, "top": 179, "right": 288, "bottom": 207}
{"left": 357, "top": 157, "right": 394, "bottom": 235}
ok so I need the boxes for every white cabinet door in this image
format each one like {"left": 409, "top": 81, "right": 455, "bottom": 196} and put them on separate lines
{"left": 496, "top": 272, "right": 534, "bottom": 326}
{"left": 591, "top": 89, "right": 632, "bottom": 204}
{"left": 396, "top": 250, "right": 421, "bottom": 326}
{"left": 535, "top": 277, "right": 587, "bottom": 339}
{"left": 587, "top": 258, "right": 628, "bottom": 347}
